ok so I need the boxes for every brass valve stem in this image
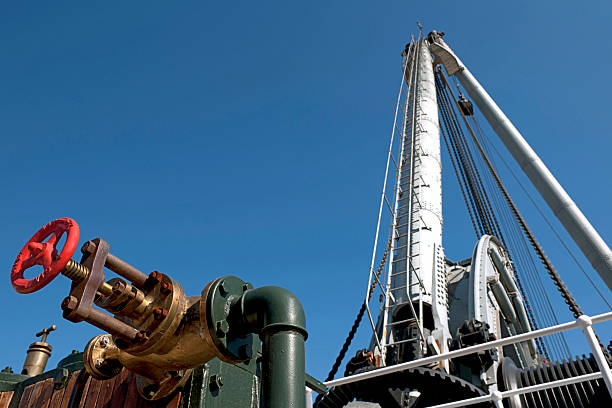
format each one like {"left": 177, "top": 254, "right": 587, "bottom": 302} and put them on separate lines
{"left": 62, "top": 259, "right": 113, "bottom": 297}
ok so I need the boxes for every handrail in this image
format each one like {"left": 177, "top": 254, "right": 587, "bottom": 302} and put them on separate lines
{"left": 321, "top": 312, "right": 612, "bottom": 405}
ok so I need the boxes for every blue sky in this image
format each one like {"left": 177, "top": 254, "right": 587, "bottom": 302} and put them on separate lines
{"left": 1, "top": 1, "right": 611, "bottom": 381}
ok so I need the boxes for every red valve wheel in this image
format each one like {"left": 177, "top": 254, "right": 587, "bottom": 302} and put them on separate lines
{"left": 11, "top": 218, "right": 80, "bottom": 294}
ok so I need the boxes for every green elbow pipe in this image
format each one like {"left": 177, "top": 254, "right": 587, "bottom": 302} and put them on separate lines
{"left": 235, "top": 286, "right": 307, "bottom": 408}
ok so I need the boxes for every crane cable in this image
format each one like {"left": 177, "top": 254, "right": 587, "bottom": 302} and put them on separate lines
{"left": 435, "top": 70, "right": 561, "bottom": 359}
{"left": 470, "top": 116, "right": 612, "bottom": 311}
{"left": 322, "top": 39, "right": 419, "bottom": 383}
{"left": 437, "top": 71, "right": 572, "bottom": 358}
{"left": 438, "top": 73, "right": 583, "bottom": 317}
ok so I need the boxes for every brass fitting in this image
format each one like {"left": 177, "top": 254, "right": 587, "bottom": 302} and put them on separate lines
{"left": 83, "top": 276, "right": 256, "bottom": 400}
{"left": 21, "top": 325, "right": 56, "bottom": 377}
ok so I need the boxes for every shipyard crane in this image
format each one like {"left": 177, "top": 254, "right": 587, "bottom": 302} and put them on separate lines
{"left": 316, "top": 31, "right": 612, "bottom": 408}
{"left": 1, "top": 30, "right": 612, "bottom": 408}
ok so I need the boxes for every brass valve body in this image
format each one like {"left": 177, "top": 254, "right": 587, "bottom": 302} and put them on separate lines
{"left": 83, "top": 276, "right": 254, "bottom": 400}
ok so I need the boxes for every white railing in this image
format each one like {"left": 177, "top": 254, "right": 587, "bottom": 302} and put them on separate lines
{"left": 320, "top": 312, "right": 612, "bottom": 408}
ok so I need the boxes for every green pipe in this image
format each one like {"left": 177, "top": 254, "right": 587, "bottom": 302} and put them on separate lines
{"left": 234, "top": 286, "right": 307, "bottom": 408}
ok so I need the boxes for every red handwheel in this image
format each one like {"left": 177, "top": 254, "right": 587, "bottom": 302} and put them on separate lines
{"left": 11, "top": 218, "right": 80, "bottom": 294}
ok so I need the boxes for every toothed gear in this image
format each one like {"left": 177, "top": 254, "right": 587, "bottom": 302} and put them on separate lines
{"left": 315, "top": 366, "right": 489, "bottom": 408}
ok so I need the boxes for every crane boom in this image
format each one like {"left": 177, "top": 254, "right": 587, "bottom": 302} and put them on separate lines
{"left": 428, "top": 31, "right": 612, "bottom": 292}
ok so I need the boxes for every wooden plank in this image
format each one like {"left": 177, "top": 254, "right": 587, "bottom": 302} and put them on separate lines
{"left": 23, "top": 381, "right": 45, "bottom": 408}
{"left": 47, "top": 385, "right": 66, "bottom": 408}
{"left": 122, "top": 373, "right": 140, "bottom": 408}
{"left": 18, "top": 383, "right": 38, "bottom": 408}
{"left": 93, "top": 376, "right": 118, "bottom": 408}
{"left": 28, "top": 378, "right": 55, "bottom": 408}
{"left": 75, "top": 376, "right": 91, "bottom": 408}
{"left": 58, "top": 371, "right": 80, "bottom": 408}
{"left": 82, "top": 378, "right": 103, "bottom": 408}
{"left": 108, "top": 370, "right": 131, "bottom": 408}
{"left": 0, "top": 391, "right": 14, "bottom": 408}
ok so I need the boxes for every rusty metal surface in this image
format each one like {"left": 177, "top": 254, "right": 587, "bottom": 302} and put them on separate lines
{"left": 104, "top": 253, "right": 148, "bottom": 290}
{"left": 67, "top": 238, "right": 109, "bottom": 321}
{"left": 63, "top": 240, "right": 139, "bottom": 342}
{"left": 35, "top": 369, "right": 185, "bottom": 408}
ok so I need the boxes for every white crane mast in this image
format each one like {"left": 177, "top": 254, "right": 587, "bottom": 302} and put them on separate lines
{"left": 379, "top": 38, "right": 450, "bottom": 364}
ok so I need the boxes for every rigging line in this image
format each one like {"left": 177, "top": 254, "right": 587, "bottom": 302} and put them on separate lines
{"left": 464, "top": 125, "right": 572, "bottom": 358}
{"left": 438, "top": 75, "right": 560, "bottom": 358}
{"left": 325, "top": 42, "right": 419, "bottom": 386}
{"left": 436, "top": 75, "right": 489, "bottom": 226}
{"left": 439, "top": 118, "right": 479, "bottom": 238}
{"left": 478, "top": 150, "right": 567, "bottom": 358}
{"left": 438, "top": 72, "right": 562, "bottom": 358}
{"left": 435, "top": 77, "right": 486, "bottom": 235}
{"left": 392, "top": 37, "right": 427, "bottom": 344}
{"left": 441, "top": 72, "right": 581, "bottom": 317}
{"left": 437, "top": 72, "right": 503, "bottom": 239}
{"left": 468, "top": 122, "right": 572, "bottom": 358}
{"left": 472, "top": 117, "right": 612, "bottom": 311}
{"left": 442, "top": 76, "right": 574, "bottom": 358}
{"left": 480, "top": 159, "right": 555, "bottom": 358}
{"left": 438, "top": 76, "right": 558, "bottom": 360}
{"left": 366, "top": 45, "right": 412, "bottom": 302}
{"left": 437, "top": 76, "right": 497, "bottom": 237}
{"left": 463, "top": 110, "right": 583, "bottom": 318}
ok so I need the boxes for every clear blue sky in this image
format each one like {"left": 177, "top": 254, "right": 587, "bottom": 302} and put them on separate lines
{"left": 1, "top": 1, "right": 611, "bottom": 381}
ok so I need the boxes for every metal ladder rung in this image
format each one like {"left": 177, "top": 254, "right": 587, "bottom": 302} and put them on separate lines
{"left": 389, "top": 300, "right": 414, "bottom": 307}
{"left": 385, "top": 338, "right": 418, "bottom": 347}
{"left": 390, "top": 282, "right": 421, "bottom": 291}
{"left": 387, "top": 318, "right": 416, "bottom": 327}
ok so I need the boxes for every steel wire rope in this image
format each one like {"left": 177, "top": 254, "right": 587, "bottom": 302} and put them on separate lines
{"left": 471, "top": 144, "right": 555, "bottom": 358}
{"left": 449, "top": 92, "right": 570, "bottom": 360}
{"left": 482, "top": 163, "right": 561, "bottom": 358}
{"left": 472, "top": 142, "right": 571, "bottom": 359}
{"left": 441, "top": 74, "right": 573, "bottom": 357}
{"left": 322, "top": 41, "right": 419, "bottom": 384}
{"left": 471, "top": 117, "right": 612, "bottom": 311}
{"left": 435, "top": 76, "right": 486, "bottom": 235}
{"left": 438, "top": 89, "right": 491, "bottom": 235}
{"left": 436, "top": 71, "right": 561, "bottom": 359}
{"left": 436, "top": 76, "right": 503, "bottom": 240}
{"left": 460, "top": 114, "right": 565, "bottom": 359}
{"left": 466, "top": 115, "right": 574, "bottom": 346}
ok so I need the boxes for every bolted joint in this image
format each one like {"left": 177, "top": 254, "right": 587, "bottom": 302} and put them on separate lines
{"left": 216, "top": 320, "right": 229, "bottom": 338}
{"left": 61, "top": 296, "right": 79, "bottom": 312}
{"left": 143, "top": 271, "right": 162, "bottom": 290}
{"left": 134, "top": 331, "right": 149, "bottom": 343}
{"left": 160, "top": 282, "right": 173, "bottom": 296}
{"left": 152, "top": 307, "right": 168, "bottom": 321}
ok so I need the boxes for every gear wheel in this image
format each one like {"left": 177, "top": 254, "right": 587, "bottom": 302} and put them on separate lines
{"left": 499, "top": 355, "right": 612, "bottom": 407}
{"left": 316, "top": 366, "right": 489, "bottom": 408}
